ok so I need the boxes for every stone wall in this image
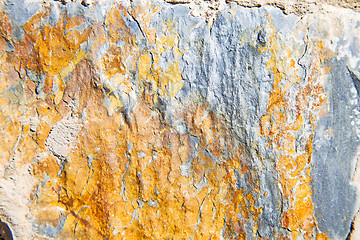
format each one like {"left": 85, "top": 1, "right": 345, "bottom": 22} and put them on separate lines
{"left": 0, "top": 0, "right": 359, "bottom": 239}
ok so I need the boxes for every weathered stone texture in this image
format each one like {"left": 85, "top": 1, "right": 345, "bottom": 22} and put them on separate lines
{"left": 0, "top": 0, "right": 360, "bottom": 239}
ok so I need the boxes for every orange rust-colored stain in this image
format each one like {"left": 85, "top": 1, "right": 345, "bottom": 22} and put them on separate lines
{"left": 39, "top": 96, "right": 261, "bottom": 239}
{"left": 0, "top": 2, "right": 338, "bottom": 239}
{"left": 0, "top": 3, "right": 265, "bottom": 240}
{"left": 259, "top": 16, "right": 331, "bottom": 239}
{"left": 317, "top": 233, "right": 330, "bottom": 240}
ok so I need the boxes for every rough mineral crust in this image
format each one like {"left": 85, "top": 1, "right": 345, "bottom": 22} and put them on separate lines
{"left": 0, "top": 0, "right": 360, "bottom": 239}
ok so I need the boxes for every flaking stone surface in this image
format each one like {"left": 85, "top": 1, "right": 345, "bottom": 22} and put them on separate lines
{"left": 0, "top": 0, "right": 360, "bottom": 239}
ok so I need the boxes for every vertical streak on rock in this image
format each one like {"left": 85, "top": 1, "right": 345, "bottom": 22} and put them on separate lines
{"left": 259, "top": 15, "right": 331, "bottom": 239}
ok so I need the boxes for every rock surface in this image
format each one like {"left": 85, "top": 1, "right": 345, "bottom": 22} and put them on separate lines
{"left": 0, "top": 0, "right": 360, "bottom": 239}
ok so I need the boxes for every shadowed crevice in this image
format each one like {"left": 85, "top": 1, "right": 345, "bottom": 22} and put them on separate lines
{"left": 0, "top": 220, "right": 13, "bottom": 240}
